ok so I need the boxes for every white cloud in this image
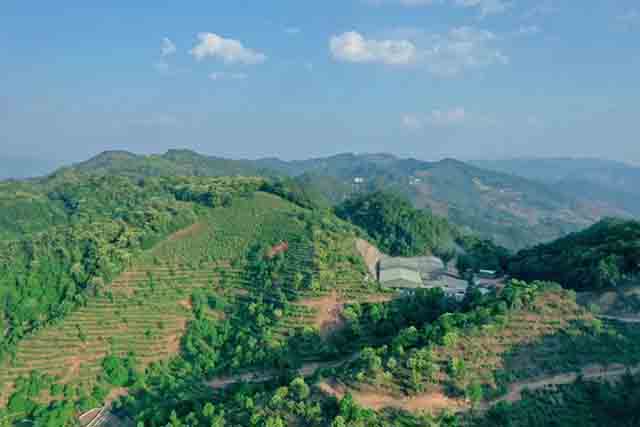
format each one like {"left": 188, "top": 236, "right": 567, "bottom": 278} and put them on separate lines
{"left": 428, "top": 107, "right": 468, "bottom": 126}
{"left": 161, "top": 37, "right": 177, "bottom": 57}
{"left": 330, "top": 31, "right": 418, "bottom": 65}
{"left": 331, "top": 27, "right": 508, "bottom": 75}
{"left": 401, "top": 114, "right": 425, "bottom": 130}
{"left": 208, "top": 72, "right": 248, "bottom": 81}
{"left": 370, "top": 0, "right": 510, "bottom": 16}
{"left": 455, "top": 0, "right": 510, "bottom": 17}
{"left": 284, "top": 27, "right": 302, "bottom": 35}
{"left": 517, "top": 25, "right": 541, "bottom": 36}
{"left": 618, "top": 10, "right": 640, "bottom": 27}
{"left": 398, "top": 0, "right": 442, "bottom": 5}
{"left": 402, "top": 107, "right": 498, "bottom": 129}
{"left": 523, "top": 1, "right": 558, "bottom": 19}
{"left": 425, "top": 26, "right": 508, "bottom": 75}
{"left": 190, "top": 33, "right": 266, "bottom": 65}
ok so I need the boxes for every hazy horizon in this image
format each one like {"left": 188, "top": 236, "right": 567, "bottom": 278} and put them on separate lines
{"left": 2, "top": 1, "right": 639, "bottom": 165}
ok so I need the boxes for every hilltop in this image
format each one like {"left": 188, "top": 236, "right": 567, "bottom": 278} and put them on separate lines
{"left": 35, "top": 150, "right": 623, "bottom": 250}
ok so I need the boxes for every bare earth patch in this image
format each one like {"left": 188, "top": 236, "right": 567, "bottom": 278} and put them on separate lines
{"left": 165, "top": 318, "right": 189, "bottom": 356}
{"left": 298, "top": 291, "right": 395, "bottom": 338}
{"left": 298, "top": 291, "right": 345, "bottom": 337}
{"left": 355, "top": 238, "right": 383, "bottom": 279}
{"left": 178, "top": 298, "right": 193, "bottom": 311}
{"left": 167, "top": 222, "right": 205, "bottom": 242}
{"left": 318, "top": 381, "right": 464, "bottom": 413}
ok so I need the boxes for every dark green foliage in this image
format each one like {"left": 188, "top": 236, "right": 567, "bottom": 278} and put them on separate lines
{"left": 509, "top": 218, "right": 640, "bottom": 290}
{"left": 473, "top": 373, "right": 640, "bottom": 427}
{"left": 260, "top": 177, "right": 326, "bottom": 210}
{"left": 0, "top": 174, "right": 261, "bottom": 362}
{"left": 335, "top": 191, "right": 455, "bottom": 257}
{"left": 334, "top": 288, "right": 454, "bottom": 352}
{"left": 102, "top": 354, "right": 138, "bottom": 387}
{"left": 456, "top": 235, "right": 511, "bottom": 275}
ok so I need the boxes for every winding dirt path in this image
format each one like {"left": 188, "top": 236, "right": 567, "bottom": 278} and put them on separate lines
{"left": 207, "top": 354, "right": 359, "bottom": 389}
{"left": 492, "top": 363, "right": 640, "bottom": 404}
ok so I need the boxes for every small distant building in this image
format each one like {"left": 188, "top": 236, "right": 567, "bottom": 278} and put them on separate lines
{"left": 426, "top": 274, "right": 469, "bottom": 301}
{"left": 379, "top": 268, "right": 423, "bottom": 291}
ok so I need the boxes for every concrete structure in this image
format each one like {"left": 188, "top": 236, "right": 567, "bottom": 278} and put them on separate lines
{"left": 379, "top": 256, "right": 445, "bottom": 281}
{"left": 426, "top": 274, "right": 469, "bottom": 301}
{"left": 377, "top": 255, "right": 471, "bottom": 300}
{"left": 379, "top": 267, "right": 423, "bottom": 290}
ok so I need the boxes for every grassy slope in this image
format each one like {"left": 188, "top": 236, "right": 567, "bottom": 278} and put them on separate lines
{"left": 0, "top": 192, "right": 383, "bottom": 404}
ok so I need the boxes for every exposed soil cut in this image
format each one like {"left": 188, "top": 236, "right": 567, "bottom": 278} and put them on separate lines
{"left": 318, "top": 381, "right": 464, "bottom": 413}
{"left": 355, "top": 238, "right": 383, "bottom": 279}
{"left": 167, "top": 222, "right": 205, "bottom": 242}
{"left": 298, "top": 291, "right": 345, "bottom": 337}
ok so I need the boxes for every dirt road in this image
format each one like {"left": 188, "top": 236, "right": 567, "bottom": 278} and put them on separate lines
{"left": 207, "top": 354, "right": 359, "bottom": 389}
{"left": 493, "top": 363, "right": 640, "bottom": 404}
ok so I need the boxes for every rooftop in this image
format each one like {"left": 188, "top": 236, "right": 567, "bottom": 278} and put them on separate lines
{"left": 380, "top": 268, "right": 423, "bottom": 289}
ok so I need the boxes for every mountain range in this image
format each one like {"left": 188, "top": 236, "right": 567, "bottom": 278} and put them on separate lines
{"left": 4, "top": 150, "right": 638, "bottom": 250}
{"left": 473, "top": 157, "right": 640, "bottom": 216}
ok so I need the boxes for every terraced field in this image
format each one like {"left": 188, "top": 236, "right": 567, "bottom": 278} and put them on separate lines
{"left": 0, "top": 192, "right": 386, "bottom": 402}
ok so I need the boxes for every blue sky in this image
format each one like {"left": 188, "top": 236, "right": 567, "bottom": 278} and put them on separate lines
{"left": 1, "top": 0, "right": 639, "bottom": 164}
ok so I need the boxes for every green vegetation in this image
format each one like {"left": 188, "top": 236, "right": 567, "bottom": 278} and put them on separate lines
{"left": 474, "top": 373, "right": 640, "bottom": 427}
{"left": 1, "top": 155, "right": 639, "bottom": 427}
{"left": 509, "top": 218, "right": 640, "bottom": 290}
{"left": 335, "top": 191, "right": 455, "bottom": 257}
{"left": 456, "top": 235, "right": 511, "bottom": 276}
{"left": 56, "top": 150, "right": 602, "bottom": 250}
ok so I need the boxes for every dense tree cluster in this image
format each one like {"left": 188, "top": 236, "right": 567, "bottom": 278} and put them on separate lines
{"left": 455, "top": 235, "right": 511, "bottom": 276}
{"left": 335, "top": 191, "right": 455, "bottom": 257}
{"left": 475, "top": 373, "right": 640, "bottom": 427}
{"left": 0, "top": 174, "right": 262, "bottom": 362}
{"left": 509, "top": 218, "right": 640, "bottom": 290}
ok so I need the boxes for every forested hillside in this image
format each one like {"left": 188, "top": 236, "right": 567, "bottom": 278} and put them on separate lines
{"left": 509, "top": 218, "right": 640, "bottom": 291}
{"left": 0, "top": 173, "right": 263, "bottom": 362}
{"left": 253, "top": 153, "right": 607, "bottom": 249}
{"left": 335, "top": 191, "right": 456, "bottom": 257}
{"left": 1, "top": 170, "right": 639, "bottom": 427}
{"left": 53, "top": 150, "right": 611, "bottom": 250}
{"left": 68, "top": 150, "right": 270, "bottom": 179}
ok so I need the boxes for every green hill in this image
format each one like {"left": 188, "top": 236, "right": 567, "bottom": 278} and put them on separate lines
{"left": 1, "top": 172, "right": 639, "bottom": 427}
{"left": 66, "top": 149, "right": 269, "bottom": 179}
{"left": 509, "top": 218, "right": 640, "bottom": 291}
{"left": 252, "top": 153, "right": 607, "bottom": 250}
{"left": 51, "top": 150, "right": 614, "bottom": 250}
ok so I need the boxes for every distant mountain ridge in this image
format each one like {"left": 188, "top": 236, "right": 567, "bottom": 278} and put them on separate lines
{"left": 473, "top": 158, "right": 640, "bottom": 216}
{"left": 48, "top": 149, "right": 626, "bottom": 250}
